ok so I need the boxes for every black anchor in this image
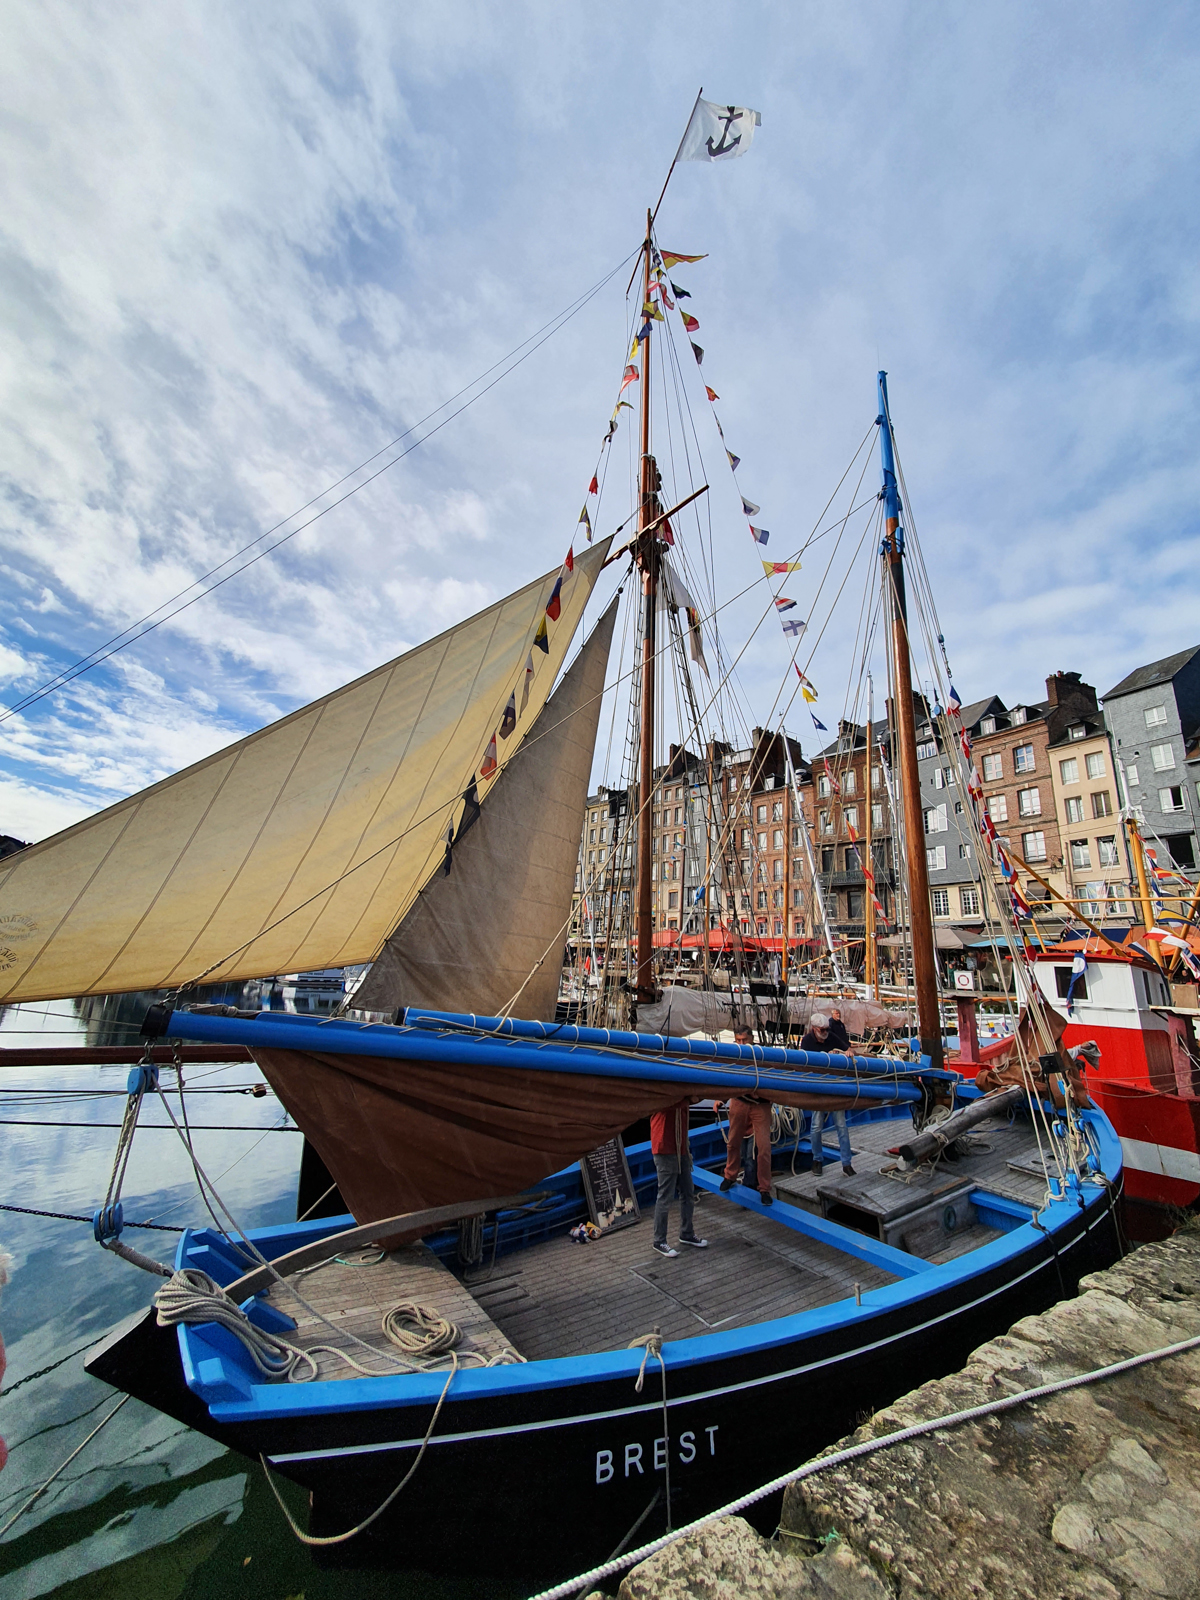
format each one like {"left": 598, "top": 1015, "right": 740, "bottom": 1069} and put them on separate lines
{"left": 706, "top": 106, "right": 744, "bottom": 157}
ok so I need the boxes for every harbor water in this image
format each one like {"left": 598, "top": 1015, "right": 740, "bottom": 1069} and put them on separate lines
{"left": 0, "top": 999, "right": 528, "bottom": 1599}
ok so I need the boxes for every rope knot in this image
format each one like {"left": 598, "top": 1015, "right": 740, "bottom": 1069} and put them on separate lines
{"left": 629, "top": 1325, "right": 664, "bottom": 1392}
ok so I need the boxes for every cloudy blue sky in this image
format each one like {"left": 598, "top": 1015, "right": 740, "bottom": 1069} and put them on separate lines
{"left": 2, "top": 2, "right": 1198, "bottom": 843}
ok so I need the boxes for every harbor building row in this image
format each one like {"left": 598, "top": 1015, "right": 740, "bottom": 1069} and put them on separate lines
{"left": 571, "top": 643, "right": 1200, "bottom": 962}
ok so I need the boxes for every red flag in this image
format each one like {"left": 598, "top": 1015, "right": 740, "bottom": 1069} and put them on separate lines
{"left": 588, "top": 475, "right": 598, "bottom": 495}
{"left": 546, "top": 574, "right": 563, "bottom": 621}
{"left": 480, "top": 735, "right": 498, "bottom": 779}
{"left": 705, "top": 385, "right": 719, "bottom": 402}
{"left": 563, "top": 545, "right": 574, "bottom": 573}
{"left": 681, "top": 312, "right": 699, "bottom": 334}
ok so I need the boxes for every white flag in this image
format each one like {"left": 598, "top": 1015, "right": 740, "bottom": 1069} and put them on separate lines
{"left": 782, "top": 618, "right": 807, "bottom": 639}
{"left": 679, "top": 99, "right": 761, "bottom": 163}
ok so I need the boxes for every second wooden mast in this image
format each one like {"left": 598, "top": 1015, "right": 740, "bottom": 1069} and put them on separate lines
{"left": 635, "top": 212, "right": 663, "bottom": 1003}
{"left": 878, "top": 372, "right": 944, "bottom": 1067}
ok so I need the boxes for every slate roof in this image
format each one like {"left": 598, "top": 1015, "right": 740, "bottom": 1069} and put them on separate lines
{"left": 1103, "top": 645, "right": 1200, "bottom": 702}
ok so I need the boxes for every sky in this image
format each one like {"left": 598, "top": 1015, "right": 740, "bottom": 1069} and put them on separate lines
{"left": 2, "top": 1, "right": 1199, "bottom": 844}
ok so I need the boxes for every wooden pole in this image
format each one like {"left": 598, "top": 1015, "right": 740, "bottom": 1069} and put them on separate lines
{"left": 878, "top": 373, "right": 943, "bottom": 1067}
{"left": 635, "top": 213, "right": 658, "bottom": 1001}
{"left": 1126, "top": 816, "right": 1163, "bottom": 966}
{"left": 781, "top": 769, "right": 791, "bottom": 991}
{"left": 864, "top": 677, "right": 877, "bottom": 996}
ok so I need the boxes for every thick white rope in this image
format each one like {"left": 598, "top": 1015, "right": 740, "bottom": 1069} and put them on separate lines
{"left": 525, "top": 1329, "right": 1200, "bottom": 1600}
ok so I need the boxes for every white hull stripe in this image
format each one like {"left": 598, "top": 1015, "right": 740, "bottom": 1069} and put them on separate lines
{"left": 1120, "top": 1138, "right": 1200, "bottom": 1184}
{"left": 268, "top": 1211, "right": 1111, "bottom": 1465}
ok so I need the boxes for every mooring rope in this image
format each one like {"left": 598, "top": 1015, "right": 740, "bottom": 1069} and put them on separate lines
{"left": 526, "top": 1329, "right": 1200, "bottom": 1600}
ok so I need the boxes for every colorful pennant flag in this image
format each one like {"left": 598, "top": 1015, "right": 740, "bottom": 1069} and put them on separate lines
{"left": 691, "top": 342, "right": 704, "bottom": 364}
{"left": 811, "top": 713, "right": 828, "bottom": 731}
{"left": 774, "top": 596, "right": 796, "bottom": 611}
{"left": 681, "top": 312, "right": 700, "bottom": 334}
{"left": 620, "top": 364, "right": 639, "bottom": 391}
{"left": 726, "top": 450, "right": 740, "bottom": 471}
{"left": 520, "top": 651, "right": 534, "bottom": 711}
{"left": 480, "top": 735, "right": 498, "bottom": 779}
{"left": 499, "top": 692, "right": 517, "bottom": 739}
{"left": 672, "top": 281, "right": 691, "bottom": 299}
{"left": 578, "top": 504, "right": 592, "bottom": 540}
{"left": 563, "top": 545, "right": 574, "bottom": 573}
{"left": 1065, "top": 953, "right": 1087, "bottom": 1015}
{"left": 533, "top": 616, "right": 549, "bottom": 654}
{"left": 802, "top": 687, "right": 818, "bottom": 704}
{"left": 750, "top": 526, "right": 769, "bottom": 544}
{"left": 545, "top": 574, "right": 564, "bottom": 621}
{"left": 661, "top": 251, "right": 708, "bottom": 268}
{"left": 781, "top": 618, "right": 807, "bottom": 638}
{"left": 948, "top": 685, "right": 962, "bottom": 710}
{"left": 704, "top": 385, "right": 718, "bottom": 401}
{"left": 588, "top": 475, "right": 599, "bottom": 495}
{"left": 642, "top": 299, "right": 665, "bottom": 322}
{"left": 742, "top": 496, "right": 760, "bottom": 517}
{"left": 762, "top": 560, "right": 801, "bottom": 574}
{"left": 637, "top": 320, "right": 652, "bottom": 341}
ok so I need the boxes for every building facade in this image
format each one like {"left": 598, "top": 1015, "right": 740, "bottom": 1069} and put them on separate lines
{"left": 1102, "top": 645, "right": 1200, "bottom": 876}
{"left": 1045, "top": 709, "right": 1130, "bottom": 919}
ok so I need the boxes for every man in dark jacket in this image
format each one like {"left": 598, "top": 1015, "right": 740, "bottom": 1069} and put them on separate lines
{"left": 826, "top": 1006, "right": 851, "bottom": 1052}
{"left": 650, "top": 1097, "right": 708, "bottom": 1257}
{"left": 800, "top": 1012, "right": 855, "bottom": 1176}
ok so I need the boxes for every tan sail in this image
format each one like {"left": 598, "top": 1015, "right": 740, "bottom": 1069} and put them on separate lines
{"left": 0, "top": 541, "right": 611, "bottom": 1003}
{"left": 354, "top": 598, "right": 618, "bottom": 1020}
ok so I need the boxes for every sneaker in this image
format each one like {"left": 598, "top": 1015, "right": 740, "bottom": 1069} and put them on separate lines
{"left": 652, "top": 1241, "right": 679, "bottom": 1258}
{"left": 759, "top": 1190, "right": 774, "bottom": 1206}
{"left": 842, "top": 1164, "right": 856, "bottom": 1176}
{"left": 719, "top": 1176, "right": 734, "bottom": 1191}
{"left": 811, "top": 1161, "right": 824, "bottom": 1176}
{"left": 678, "top": 1234, "right": 709, "bottom": 1248}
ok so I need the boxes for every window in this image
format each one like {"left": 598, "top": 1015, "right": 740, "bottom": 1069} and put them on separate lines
{"left": 1068, "top": 724, "right": 1086, "bottom": 741}
{"left": 1065, "top": 795, "right": 1084, "bottom": 823}
{"left": 756, "top": 890, "right": 767, "bottom": 909}
{"left": 1151, "top": 743, "right": 1175, "bottom": 772}
{"left": 1014, "top": 743, "right": 1035, "bottom": 773}
{"left": 1069, "top": 839, "right": 1092, "bottom": 869}
{"left": 931, "top": 888, "right": 950, "bottom": 916}
{"left": 821, "top": 846, "right": 835, "bottom": 872}
{"left": 772, "top": 800, "right": 783, "bottom": 821}
{"left": 1022, "top": 831, "right": 1047, "bottom": 862}
{"left": 792, "top": 856, "right": 803, "bottom": 877}
{"left": 757, "top": 831, "right": 767, "bottom": 850}
{"left": 588, "top": 829, "right": 596, "bottom": 844}
{"left": 755, "top": 920, "right": 766, "bottom": 936}
{"left": 982, "top": 753, "right": 1003, "bottom": 781}
{"left": 820, "top": 810, "right": 833, "bottom": 835}
{"left": 847, "top": 890, "right": 865, "bottom": 919}
{"left": 1055, "top": 965, "right": 1087, "bottom": 1001}
{"left": 1160, "top": 786, "right": 1186, "bottom": 813}
{"left": 756, "top": 803, "right": 767, "bottom": 822}
{"left": 773, "top": 859, "right": 784, "bottom": 881}
{"left": 844, "top": 806, "right": 858, "bottom": 831}
{"left": 1091, "top": 790, "right": 1113, "bottom": 819}
{"left": 959, "top": 842, "right": 972, "bottom": 859}
{"left": 987, "top": 794, "right": 1008, "bottom": 823}
{"left": 1144, "top": 704, "right": 1168, "bottom": 727}
{"left": 1017, "top": 787, "right": 1041, "bottom": 817}
{"left": 772, "top": 829, "right": 783, "bottom": 849}
{"left": 1126, "top": 764, "right": 1139, "bottom": 786}
{"left": 588, "top": 850, "right": 595, "bottom": 865}
{"left": 917, "top": 739, "right": 937, "bottom": 759}
{"left": 772, "top": 887, "right": 783, "bottom": 909}
{"left": 933, "top": 766, "right": 945, "bottom": 789}
{"left": 871, "top": 804, "right": 884, "bottom": 828}
{"left": 926, "top": 845, "right": 947, "bottom": 870}
{"left": 960, "top": 887, "right": 980, "bottom": 916}
{"left": 667, "top": 892, "right": 679, "bottom": 909}
{"left": 954, "top": 800, "right": 964, "bottom": 815}
{"left": 792, "top": 887, "right": 804, "bottom": 907}
{"left": 1097, "top": 835, "right": 1120, "bottom": 866}
{"left": 872, "top": 764, "right": 882, "bottom": 789}
{"left": 1059, "top": 757, "right": 1079, "bottom": 785}
{"left": 739, "top": 892, "right": 750, "bottom": 910}
{"left": 924, "top": 803, "right": 949, "bottom": 834}
{"left": 817, "top": 776, "right": 830, "bottom": 798}
{"left": 1082, "top": 752, "right": 1104, "bottom": 781}
{"left": 740, "top": 827, "right": 750, "bottom": 848}
{"left": 980, "top": 716, "right": 996, "bottom": 735}
{"left": 843, "top": 770, "right": 856, "bottom": 795}
{"left": 792, "top": 917, "right": 804, "bottom": 935}
{"left": 598, "top": 848, "right": 606, "bottom": 862}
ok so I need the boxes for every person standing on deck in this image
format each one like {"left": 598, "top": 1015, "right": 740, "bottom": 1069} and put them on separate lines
{"left": 650, "top": 1097, "right": 709, "bottom": 1258}
{"left": 719, "top": 1025, "right": 775, "bottom": 1205}
{"left": 826, "top": 1007, "right": 851, "bottom": 1053}
{"left": 801, "top": 1012, "right": 855, "bottom": 1177}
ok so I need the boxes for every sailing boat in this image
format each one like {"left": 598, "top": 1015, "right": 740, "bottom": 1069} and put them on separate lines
{"left": 2, "top": 150, "right": 1122, "bottom": 1576}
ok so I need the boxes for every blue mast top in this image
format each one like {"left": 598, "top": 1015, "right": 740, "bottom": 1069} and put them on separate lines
{"left": 877, "top": 370, "right": 902, "bottom": 549}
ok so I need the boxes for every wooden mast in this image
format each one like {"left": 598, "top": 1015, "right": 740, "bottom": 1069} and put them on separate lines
{"left": 634, "top": 212, "right": 661, "bottom": 1001}
{"left": 864, "top": 672, "right": 877, "bottom": 995}
{"left": 878, "top": 372, "right": 943, "bottom": 1067}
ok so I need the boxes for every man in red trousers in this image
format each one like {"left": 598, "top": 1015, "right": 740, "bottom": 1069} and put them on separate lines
{"left": 719, "top": 1024, "right": 774, "bottom": 1205}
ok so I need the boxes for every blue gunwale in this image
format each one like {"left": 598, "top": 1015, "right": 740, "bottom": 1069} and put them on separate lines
{"left": 175, "top": 1102, "right": 1121, "bottom": 1426}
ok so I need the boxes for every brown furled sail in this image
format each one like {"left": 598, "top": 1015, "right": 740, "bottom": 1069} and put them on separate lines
{"left": 353, "top": 597, "right": 619, "bottom": 1020}
{"left": 0, "top": 541, "right": 610, "bottom": 1003}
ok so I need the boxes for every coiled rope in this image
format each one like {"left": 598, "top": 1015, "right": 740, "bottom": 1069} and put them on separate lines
{"left": 526, "top": 1328, "right": 1200, "bottom": 1600}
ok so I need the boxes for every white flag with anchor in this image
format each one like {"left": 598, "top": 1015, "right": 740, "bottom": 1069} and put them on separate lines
{"left": 679, "top": 99, "right": 761, "bottom": 162}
